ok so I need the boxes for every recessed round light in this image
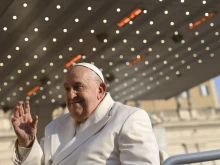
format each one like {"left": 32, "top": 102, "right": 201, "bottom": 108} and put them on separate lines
{"left": 56, "top": 5, "right": 61, "bottom": 9}
{"left": 45, "top": 17, "right": 49, "bottom": 21}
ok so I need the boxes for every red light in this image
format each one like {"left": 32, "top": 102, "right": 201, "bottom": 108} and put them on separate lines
{"left": 124, "top": 17, "right": 130, "bottom": 24}
{"left": 189, "top": 12, "right": 215, "bottom": 29}
{"left": 134, "top": 9, "right": 142, "bottom": 16}
{"left": 117, "top": 8, "right": 143, "bottom": 27}
{"left": 129, "top": 55, "right": 146, "bottom": 66}
{"left": 65, "top": 54, "right": 82, "bottom": 68}
{"left": 27, "top": 86, "right": 40, "bottom": 96}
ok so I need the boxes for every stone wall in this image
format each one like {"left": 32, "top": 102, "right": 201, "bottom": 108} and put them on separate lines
{"left": 0, "top": 116, "right": 16, "bottom": 165}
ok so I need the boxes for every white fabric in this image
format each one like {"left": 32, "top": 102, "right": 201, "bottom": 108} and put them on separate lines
{"left": 17, "top": 144, "right": 31, "bottom": 160}
{"left": 73, "top": 62, "right": 105, "bottom": 82}
{"left": 13, "top": 138, "right": 43, "bottom": 165}
{"left": 13, "top": 93, "right": 160, "bottom": 165}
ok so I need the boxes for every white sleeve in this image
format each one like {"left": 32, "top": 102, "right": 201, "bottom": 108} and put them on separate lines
{"left": 13, "top": 138, "right": 44, "bottom": 165}
{"left": 17, "top": 145, "right": 31, "bottom": 160}
{"left": 119, "top": 110, "right": 160, "bottom": 165}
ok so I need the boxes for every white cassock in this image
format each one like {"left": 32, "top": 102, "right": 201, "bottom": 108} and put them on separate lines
{"left": 13, "top": 93, "right": 160, "bottom": 165}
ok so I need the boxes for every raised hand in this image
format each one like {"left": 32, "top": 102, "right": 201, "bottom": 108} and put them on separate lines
{"left": 11, "top": 101, "right": 38, "bottom": 147}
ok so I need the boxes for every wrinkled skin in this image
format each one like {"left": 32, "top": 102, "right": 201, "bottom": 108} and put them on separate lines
{"left": 64, "top": 66, "right": 106, "bottom": 122}
{"left": 11, "top": 101, "right": 38, "bottom": 147}
{"left": 11, "top": 66, "right": 106, "bottom": 147}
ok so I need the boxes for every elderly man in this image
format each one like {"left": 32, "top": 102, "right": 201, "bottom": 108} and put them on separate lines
{"left": 12, "top": 62, "right": 160, "bottom": 165}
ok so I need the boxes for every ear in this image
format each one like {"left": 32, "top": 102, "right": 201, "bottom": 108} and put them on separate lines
{"left": 98, "top": 82, "right": 106, "bottom": 100}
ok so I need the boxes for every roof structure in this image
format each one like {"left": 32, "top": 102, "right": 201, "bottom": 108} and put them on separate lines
{"left": 0, "top": 0, "right": 220, "bottom": 110}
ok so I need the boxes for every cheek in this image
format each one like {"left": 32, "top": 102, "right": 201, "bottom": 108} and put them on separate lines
{"left": 65, "top": 95, "right": 68, "bottom": 102}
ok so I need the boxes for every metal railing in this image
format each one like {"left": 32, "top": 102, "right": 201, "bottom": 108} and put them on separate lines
{"left": 162, "top": 149, "right": 220, "bottom": 165}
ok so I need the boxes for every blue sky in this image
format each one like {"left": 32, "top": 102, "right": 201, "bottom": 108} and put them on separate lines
{"left": 214, "top": 75, "right": 220, "bottom": 104}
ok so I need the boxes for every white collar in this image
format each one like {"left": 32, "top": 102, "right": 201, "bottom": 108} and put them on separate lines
{"left": 76, "top": 93, "right": 114, "bottom": 133}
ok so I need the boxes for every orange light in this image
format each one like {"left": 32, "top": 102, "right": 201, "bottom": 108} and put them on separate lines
{"left": 117, "top": 8, "right": 143, "bottom": 27}
{"left": 130, "top": 13, "right": 135, "bottom": 19}
{"left": 194, "top": 21, "right": 201, "bottom": 26}
{"left": 65, "top": 54, "right": 82, "bottom": 68}
{"left": 27, "top": 86, "right": 40, "bottom": 96}
{"left": 207, "top": 12, "right": 214, "bottom": 18}
{"left": 124, "top": 17, "right": 130, "bottom": 24}
{"left": 117, "top": 22, "right": 124, "bottom": 27}
{"left": 189, "top": 12, "right": 215, "bottom": 29}
{"left": 129, "top": 55, "right": 146, "bottom": 66}
{"left": 201, "top": 18, "right": 206, "bottom": 22}
{"left": 134, "top": 9, "right": 142, "bottom": 16}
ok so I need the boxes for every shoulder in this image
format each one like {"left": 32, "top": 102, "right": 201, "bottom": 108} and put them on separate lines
{"left": 111, "top": 102, "right": 150, "bottom": 121}
{"left": 113, "top": 101, "right": 148, "bottom": 114}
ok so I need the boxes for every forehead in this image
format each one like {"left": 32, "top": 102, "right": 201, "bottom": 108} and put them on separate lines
{"left": 64, "top": 66, "right": 90, "bottom": 84}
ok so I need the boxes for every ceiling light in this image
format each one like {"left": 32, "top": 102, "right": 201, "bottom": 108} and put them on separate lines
{"left": 65, "top": 54, "right": 82, "bottom": 67}
{"left": 27, "top": 86, "right": 40, "bottom": 96}
{"left": 164, "top": 10, "right": 168, "bottom": 14}
{"left": 189, "top": 12, "right": 216, "bottom": 29}
{"left": 117, "top": 8, "right": 143, "bottom": 27}
{"left": 45, "top": 17, "right": 49, "bottom": 21}
{"left": 129, "top": 55, "right": 146, "bottom": 66}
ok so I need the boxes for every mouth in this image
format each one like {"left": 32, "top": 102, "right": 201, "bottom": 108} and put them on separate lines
{"left": 69, "top": 100, "right": 83, "bottom": 104}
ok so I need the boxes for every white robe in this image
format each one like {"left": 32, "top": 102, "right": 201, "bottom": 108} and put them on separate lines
{"left": 13, "top": 93, "right": 160, "bottom": 165}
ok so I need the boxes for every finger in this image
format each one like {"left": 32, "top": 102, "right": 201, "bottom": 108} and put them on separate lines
{"left": 32, "top": 116, "right": 38, "bottom": 128}
{"left": 11, "top": 117, "right": 18, "bottom": 124}
{"left": 24, "top": 101, "right": 30, "bottom": 114}
{"left": 18, "top": 101, "right": 24, "bottom": 117}
{"left": 11, "top": 117, "right": 19, "bottom": 129}
{"left": 13, "top": 105, "right": 20, "bottom": 118}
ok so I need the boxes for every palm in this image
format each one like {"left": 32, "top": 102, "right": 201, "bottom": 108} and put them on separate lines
{"left": 14, "top": 113, "right": 35, "bottom": 140}
{"left": 12, "top": 101, "right": 38, "bottom": 147}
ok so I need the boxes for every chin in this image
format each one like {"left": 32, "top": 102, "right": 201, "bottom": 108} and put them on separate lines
{"left": 68, "top": 109, "right": 83, "bottom": 119}
{"left": 70, "top": 114, "right": 85, "bottom": 122}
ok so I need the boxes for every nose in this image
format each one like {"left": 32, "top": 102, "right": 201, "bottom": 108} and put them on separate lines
{"left": 67, "top": 88, "right": 77, "bottom": 100}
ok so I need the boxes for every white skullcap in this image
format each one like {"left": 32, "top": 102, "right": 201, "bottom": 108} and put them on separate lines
{"left": 73, "top": 62, "right": 105, "bottom": 82}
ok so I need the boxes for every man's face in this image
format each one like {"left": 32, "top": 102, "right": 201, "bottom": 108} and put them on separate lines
{"left": 63, "top": 66, "right": 105, "bottom": 122}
